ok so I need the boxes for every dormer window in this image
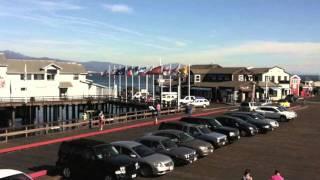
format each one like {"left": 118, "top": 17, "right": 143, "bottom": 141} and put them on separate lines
{"left": 194, "top": 75, "right": 201, "bottom": 82}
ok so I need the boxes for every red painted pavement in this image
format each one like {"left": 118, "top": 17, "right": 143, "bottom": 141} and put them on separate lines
{"left": 28, "top": 170, "right": 47, "bottom": 179}
{"left": 0, "top": 108, "right": 228, "bottom": 154}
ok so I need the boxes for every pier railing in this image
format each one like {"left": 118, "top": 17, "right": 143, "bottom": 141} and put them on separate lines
{"left": 0, "top": 106, "right": 185, "bottom": 143}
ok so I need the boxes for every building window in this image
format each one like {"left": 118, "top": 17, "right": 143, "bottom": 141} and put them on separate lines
{"left": 34, "top": 74, "right": 44, "bottom": 80}
{"left": 284, "top": 76, "right": 288, "bottom": 81}
{"left": 278, "top": 76, "right": 281, "bottom": 82}
{"left": 20, "top": 74, "right": 32, "bottom": 80}
{"left": 224, "top": 76, "right": 231, "bottom": 81}
{"left": 47, "top": 74, "right": 55, "bottom": 80}
{"left": 21, "top": 87, "right": 26, "bottom": 91}
{"left": 271, "top": 76, "right": 275, "bottom": 82}
{"left": 238, "top": 75, "right": 244, "bottom": 81}
{"left": 265, "top": 76, "right": 269, "bottom": 81}
{"left": 73, "top": 74, "right": 79, "bottom": 80}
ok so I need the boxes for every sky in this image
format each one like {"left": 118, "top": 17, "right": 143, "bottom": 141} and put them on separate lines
{"left": 0, "top": 0, "right": 320, "bottom": 73}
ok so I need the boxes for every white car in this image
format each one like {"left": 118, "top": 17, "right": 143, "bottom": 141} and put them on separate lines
{"left": 255, "top": 106, "right": 297, "bottom": 122}
{"left": 180, "top": 96, "right": 196, "bottom": 105}
{"left": 239, "top": 102, "right": 258, "bottom": 111}
{"left": 0, "top": 169, "right": 33, "bottom": 180}
{"left": 191, "top": 98, "right": 210, "bottom": 108}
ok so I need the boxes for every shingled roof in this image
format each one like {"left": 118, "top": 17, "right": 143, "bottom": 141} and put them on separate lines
{"left": 249, "top": 68, "right": 270, "bottom": 74}
{"left": 3, "top": 59, "right": 87, "bottom": 74}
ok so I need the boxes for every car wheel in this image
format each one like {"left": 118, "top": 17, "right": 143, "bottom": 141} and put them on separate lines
{"left": 62, "top": 167, "right": 72, "bottom": 179}
{"left": 140, "top": 165, "right": 152, "bottom": 177}
{"left": 280, "top": 116, "right": 287, "bottom": 122}
{"left": 240, "top": 130, "right": 247, "bottom": 137}
{"left": 104, "top": 174, "right": 114, "bottom": 180}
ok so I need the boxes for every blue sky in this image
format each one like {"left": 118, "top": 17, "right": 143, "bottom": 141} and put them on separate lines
{"left": 0, "top": 0, "right": 319, "bottom": 73}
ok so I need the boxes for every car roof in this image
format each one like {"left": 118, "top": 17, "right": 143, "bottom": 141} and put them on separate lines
{"left": 153, "top": 129, "right": 184, "bottom": 135}
{"left": 163, "top": 121, "right": 205, "bottom": 128}
{"left": 138, "top": 135, "right": 169, "bottom": 141}
{"left": 62, "top": 139, "right": 108, "bottom": 148}
{"left": 111, "top": 141, "right": 141, "bottom": 148}
{"left": 216, "top": 115, "right": 243, "bottom": 121}
{"left": 0, "top": 169, "right": 24, "bottom": 178}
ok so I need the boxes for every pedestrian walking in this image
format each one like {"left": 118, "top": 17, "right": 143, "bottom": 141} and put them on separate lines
{"left": 242, "top": 169, "right": 253, "bottom": 180}
{"left": 98, "top": 111, "right": 104, "bottom": 131}
{"left": 270, "top": 170, "right": 284, "bottom": 180}
{"left": 156, "top": 103, "right": 161, "bottom": 118}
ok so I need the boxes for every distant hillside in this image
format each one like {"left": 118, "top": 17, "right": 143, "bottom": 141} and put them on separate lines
{"left": 0, "top": 50, "right": 121, "bottom": 73}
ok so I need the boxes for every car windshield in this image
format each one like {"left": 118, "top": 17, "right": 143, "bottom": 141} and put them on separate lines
{"left": 209, "top": 119, "right": 223, "bottom": 127}
{"left": 132, "top": 145, "right": 154, "bottom": 157}
{"left": 178, "top": 132, "right": 194, "bottom": 142}
{"left": 161, "top": 139, "right": 178, "bottom": 149}
{"left": 94, "top": 144, "right": 119, "bottom": 160}
{"left": 0, "top": 174, "right": 31, "bottom": 180}
{"left": 198, "top": 126, "right": 212, "bottom": 134}
{"left": 277, "top": 106, "right": 288, "bottom": 112}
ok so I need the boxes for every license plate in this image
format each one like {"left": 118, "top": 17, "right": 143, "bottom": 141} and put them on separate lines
{"left": 131, "top": 174, "right": 137, "bottom": 178}
{"left": 194, "top": 157, "right": 197, "bottom": 161}
{"left": 210, "top": 149, "right": 213, "bottom": 152}
{"left": 237, "top": 136, "right": 240, "bottom": 139}
{"left": 169, "top": 166, "right": 174, "bottom": 171}
{"left": 222, "top": 142, "right": 226, "bottom": 145}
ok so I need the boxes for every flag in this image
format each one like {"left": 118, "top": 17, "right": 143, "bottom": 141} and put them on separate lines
{"left": 133, "top": 66, "right": 139, "bottom": 76}
{"left": 179, "top": 65, "right": 189, "bottom": 76}
{"left": 170, "top": 65, "right": 179, "bottom": 76}
{"left": 115, "top": 67, "right": 126, "bottom": 75}
{"left": 138, "top": 67, "right": 147, "bottom": 76}
{"left": 147, "top": 66, "right": 162, "bottom": 75}
{"left": 162, "top": 66, "right": 170, "bottom": 76}
{"left": 127, "top": 66, "right": 133, "bottom": 77}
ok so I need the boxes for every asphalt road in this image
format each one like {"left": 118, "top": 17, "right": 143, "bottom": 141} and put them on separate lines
{"left": 0, "top": 104, "right": 319, "bottom": 180}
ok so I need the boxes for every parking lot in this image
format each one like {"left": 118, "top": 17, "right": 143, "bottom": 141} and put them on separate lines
{"left": 0, "top": 103, "right": 319, "bottom": 179}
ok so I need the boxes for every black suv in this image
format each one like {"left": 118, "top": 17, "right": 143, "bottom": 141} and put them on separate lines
{"left": 215, "top": 115, "right": 259, "bottom": 137}
{"left": 180, "top": 117, "right": 240, "bottom": 142}
{"left": 56, "top": 139, "right": 139, "bottom": 180}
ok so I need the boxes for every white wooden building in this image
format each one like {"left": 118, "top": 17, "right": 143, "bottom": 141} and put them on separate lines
{"left": 0, "top": 53, "right": 116, "bottom": 100}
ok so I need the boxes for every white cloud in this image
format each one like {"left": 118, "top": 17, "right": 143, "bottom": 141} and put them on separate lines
{"left": 102, "top": 4, "right": 133, "bottom": 14}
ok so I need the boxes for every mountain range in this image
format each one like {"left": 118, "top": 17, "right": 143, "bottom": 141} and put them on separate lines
{"left": 0, "top": 50, "right": 122, "bottom": 73}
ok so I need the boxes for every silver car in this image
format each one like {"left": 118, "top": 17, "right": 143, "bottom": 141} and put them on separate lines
{"left": 111, "top": 141, "right": 174, "bottom": 177}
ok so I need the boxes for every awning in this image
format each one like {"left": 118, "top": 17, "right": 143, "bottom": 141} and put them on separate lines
{"left": 59, "top": 82, "right": 73, "bottom": 88}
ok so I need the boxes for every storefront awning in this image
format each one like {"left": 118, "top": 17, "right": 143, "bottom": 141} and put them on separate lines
{"left": 59, "top": 81, "right": 73, "bottom": 88}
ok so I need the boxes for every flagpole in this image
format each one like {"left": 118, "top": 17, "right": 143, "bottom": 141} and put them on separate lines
{"left": 169, "top": 64, "right": 172, "bottom": 93}
{"left": 113, "top": 65, "right": 116, "bottom": 98}
{"left": 178, "top": 64, "right": 181, "bottom": 108}
{"left": 24, "top": 63, "right": 27, "bottom": 103}
{"left": 188, "top": 64, "right": 191, "bottom": 98}
{"left": 146, "top": 66, "right": 148, "bottom": 93}
{"left": 152, "top": 65, "right": 155, "bottom": 104}
{"left": 108, "top": 65, "right": 111, "bottom": 97}
{"left": 119, "top": 65, "right": 121, "bottom": 99}
{"left": 131, "top": 66, "right": 134, "bottom": 100}
{"left": 125, "top": 65, "right": 128, "bottom": 102}
{"left": 138, "top": 65, "right": 141, "bottom": 93}
{"left": 160, "top": 58, "right": 163, "bottom": 106}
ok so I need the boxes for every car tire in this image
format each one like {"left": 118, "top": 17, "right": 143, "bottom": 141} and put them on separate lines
{"left": 280, "top": 116, "right": 287, "bottom": 122}
{"left": 62, "top": 167, "right": 72, "bottom": 179}
{"left": 104, "top": 174, "right": 114, "bottom": 180}
{"left": 140, "top": 165, "right": 152, "bottom": 177}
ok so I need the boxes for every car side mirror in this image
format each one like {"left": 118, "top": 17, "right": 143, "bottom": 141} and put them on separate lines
{"left": 130, "top": 154, "right": 137, "bottom": 158}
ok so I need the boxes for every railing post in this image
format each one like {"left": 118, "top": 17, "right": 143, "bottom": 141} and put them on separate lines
{"left": 25, "top": 127, "right": 28, "bottom": 138}
{"left": 5, "top": 129, "right": 8, "bottom": 143}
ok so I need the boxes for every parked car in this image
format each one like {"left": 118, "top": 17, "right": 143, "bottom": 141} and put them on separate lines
{"left": 255, "top": 106, "right": 297, "bottom": 122}
{"left": 215, "top": 115, "right": 259, "bottom": 136}
{"left": 0, "top": 169, "right": 33, "bottom": 180}
{"left": 190, "top": 98, "right": 210, "bottom": 108}
{"left": 180, "top": 96, "right": 196, "bottom": 104}
{"left": 111, "top": 141, "right": 174, "bottom": 177}
{"left": 278, "top": 99, "right": 291, "bottom": 108}
{"left": 56, "top": 139, "right": 139, "bottom": 180}
{"left": 225, "top": 113, "right": 273, "bottom": 133}
{"left": 136, "top": 136, "right": 197, "bottom": 165}
{"left": 225, "top": 111, "right": 279, "bottom": 128}
{"left": 158, "top": 121, "right": 228, "bottom": 148}
{"left": 239, "top": 102, "right": 258, "bottom": 112}
{"left": 146, "top": 129, "right": 214, "bottom": 157}
{"left": 180, "top": 117, "right": 240, "bottom": 142}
